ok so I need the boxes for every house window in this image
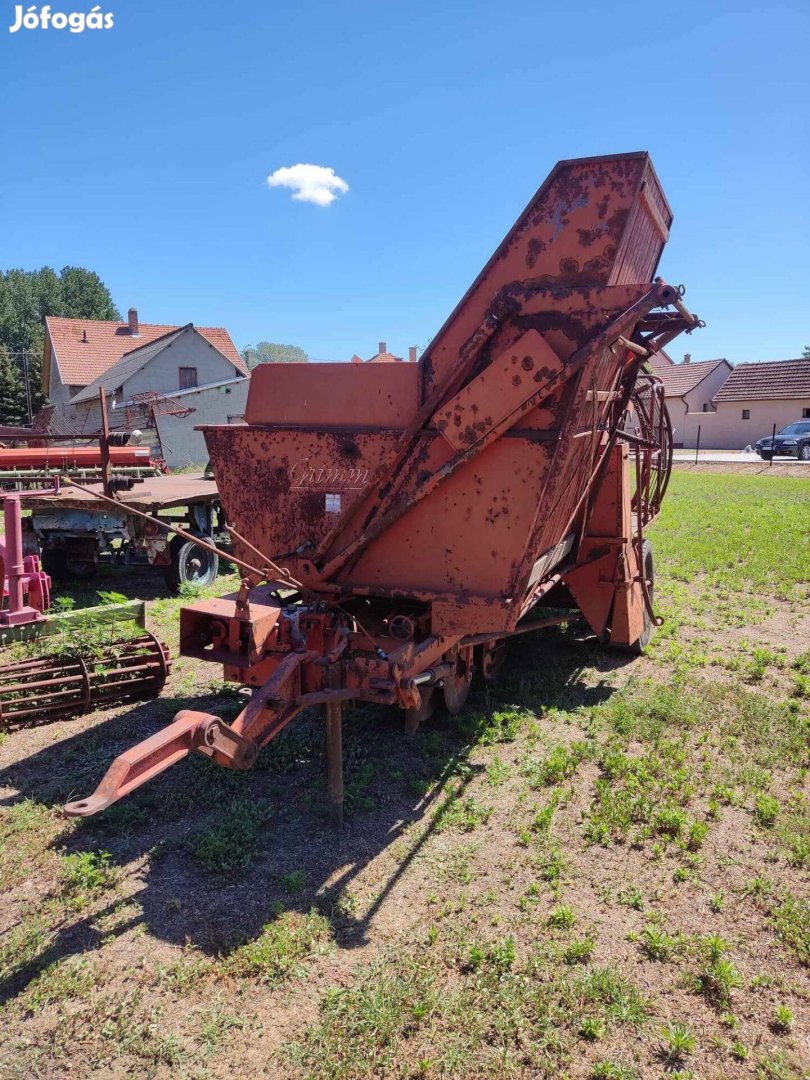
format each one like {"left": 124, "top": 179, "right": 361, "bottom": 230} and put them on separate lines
{"left": 179, "top": 367, "right": 198, "bottom": 390}
{"left": 742, "top": 409, "right": 750, "bottom": 420}
{"left": 803, "top": 408, "right": 810, "bottom": 419}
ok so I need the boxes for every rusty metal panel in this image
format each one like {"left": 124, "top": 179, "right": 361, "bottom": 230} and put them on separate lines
{"left": 245, "top": 363, "right": 420, "bottom": 428}
{"left": 420, "top": 153, "right": 663, "bottom": 397}
{"left": 434, "top": 329, "right": 561, "bottom": 450}
{"left": 344, "top": 435, "right": 554, "bottom": 603}
{"left": 203, "top": 426, "right": 401, "bottom": 565}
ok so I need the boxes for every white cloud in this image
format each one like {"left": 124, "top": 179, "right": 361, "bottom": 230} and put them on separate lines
{"left": 266, "top": 163, "right": 349, "bottom": 207}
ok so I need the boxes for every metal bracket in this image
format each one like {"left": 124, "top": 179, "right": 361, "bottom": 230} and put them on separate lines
{"left": 196, "top": 716, "right": 258, "bottom": 769}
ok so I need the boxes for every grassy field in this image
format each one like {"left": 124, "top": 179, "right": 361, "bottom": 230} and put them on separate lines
{"left": 0, "top": 471, "right": 808, "bottom": 1080}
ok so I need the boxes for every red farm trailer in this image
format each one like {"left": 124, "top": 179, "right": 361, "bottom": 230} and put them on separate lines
{"left": 66, "top": 151, "right": 702, "bottom": 824}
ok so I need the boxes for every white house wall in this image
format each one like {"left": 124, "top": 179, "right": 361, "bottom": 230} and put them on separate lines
{"left": 47, "top": 350, "right": 77, "bottom": 409}
{"left": 124, "top": 331, "right": 239, "bottom": 399}
{"left": 153, "top": 379, "right": 250, "bottom": 467}
{"left": 66, "top": 330, "right": 244, "bottom": 433}
{"left": 666, "top": 364, "right": 733, "bottom": 448}
{"left": 709, "top": 398, "right": 810, "bottom": 450}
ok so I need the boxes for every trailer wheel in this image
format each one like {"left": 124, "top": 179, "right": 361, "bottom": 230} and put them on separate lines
{"left": 65, "top": 553, "right": 99, "bottom": 580}
{"left": 628, "top": 540, "right": 655, "bottom": 654}
{"left": 404, "top": 688, "right": 436, "bottom": 735}
{"left": 442, "top": 663, "right": 471, "bottom": 715}
{"left": 41, "top": 546, "right": 98, "bottom": 580}
{"left": 163, "top": 535, "right": 219, "bottom": 592}
{"left": 40, "top": 547, "right": 67, "bottom": 580}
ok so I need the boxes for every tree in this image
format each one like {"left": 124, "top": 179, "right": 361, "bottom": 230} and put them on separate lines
{"left": 0, "top": 344, "right": 27, "bottom": 426}
{"left": 0, "top": 266, "right": 120, "bottom": 415}
{"left": 803, "top": 345, "right": 810, "bottom": 359}
{"left": 242, "top": 342, "right": 308, "bottom": 370}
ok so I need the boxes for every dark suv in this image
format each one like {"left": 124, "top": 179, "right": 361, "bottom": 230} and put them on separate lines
{"left": 755, "top": 421, "right": 810, "bottom": 461}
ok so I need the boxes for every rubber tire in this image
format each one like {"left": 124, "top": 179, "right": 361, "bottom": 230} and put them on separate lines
{"left": 41, "top": 547, "right": 67, "bottom": 580}
{"left": 760, "top": 451, "right": 773, "bottom": 461}
{"left": 629, "top": 540, "right": 655, "bottom": 655}
{"left": 163, "top": 535, "right": 219, "bottom": 592}
{"left": 39, "top": 546, "right": 97, "bottom": 581}
{"left": 798, "top": 442, "right": 810, "bottom": 462}
{"left": 64, "top": 553, "right": 98, "bottom": 580}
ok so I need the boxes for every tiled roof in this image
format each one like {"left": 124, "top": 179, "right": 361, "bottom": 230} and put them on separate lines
{"left": 71, "top": 326, "right": 189, "bottom": 404}
{"left": 654, "top": 358, "right": 730, "bottom": 397}
{"left": 45, "top": 315, "right": 248, "bottom": 388}
{"left": 367, "top": 350, "right": 404, "bottom": 363}
{"left": 649, "top": 349, "right": 675, "bottom": 368}
{"left": 32, "top": 404, "right": 81, "bottom": 436}
{"left": 713, "top": 359, "right": 810, "bottom": 402}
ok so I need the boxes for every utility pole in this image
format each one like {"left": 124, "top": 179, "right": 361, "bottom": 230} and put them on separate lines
{"left": 21, "top": 352, "right": 32, "bottom": 425}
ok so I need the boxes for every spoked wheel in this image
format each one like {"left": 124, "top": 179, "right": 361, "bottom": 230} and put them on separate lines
{"left": 404, "top": 687, "right": 436, "bottom": 735}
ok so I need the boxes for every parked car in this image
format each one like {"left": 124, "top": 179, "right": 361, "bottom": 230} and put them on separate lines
{"left": 755, "top": 421, "right": 810, "bottom": 460}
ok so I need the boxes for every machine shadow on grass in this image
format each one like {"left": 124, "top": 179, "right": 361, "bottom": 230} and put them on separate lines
{"left": 0, "top": 627, "right": 633, "bottom": 1008}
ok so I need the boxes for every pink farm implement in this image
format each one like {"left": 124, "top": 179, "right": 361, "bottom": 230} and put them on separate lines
{"left": 0, "top": 485, "right": 170, "bottom": 728}
{"left": 66, "top": 152, "right": 702, "bottom": 823}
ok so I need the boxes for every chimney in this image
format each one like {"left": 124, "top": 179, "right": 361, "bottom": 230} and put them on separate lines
{"left": 128, "top": 308, "right": 139, "bottom": 336}
{"left": 683, "top": 352, "right": 691, "bottom": 365}
{"left": 378, "top": 341, "right": 386, "bottom": 355}
{"left": 409, "top": 346, "right": 417, "bottom": 363}
{"left": 81, "top": 329, "right": 88, "bottom": 343}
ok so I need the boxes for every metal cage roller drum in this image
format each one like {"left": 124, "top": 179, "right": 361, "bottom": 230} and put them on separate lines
{"left": 0, "top": 632, "right": 170, "bottom": 729}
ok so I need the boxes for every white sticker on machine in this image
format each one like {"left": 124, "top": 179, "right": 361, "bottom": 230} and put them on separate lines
{"left": 325, "top": 493, "right": 341, "bottom": 513}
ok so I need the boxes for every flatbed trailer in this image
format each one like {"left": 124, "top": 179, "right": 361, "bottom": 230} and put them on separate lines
{"left": 21, "top": 473, "right": 224, "bottom": 588}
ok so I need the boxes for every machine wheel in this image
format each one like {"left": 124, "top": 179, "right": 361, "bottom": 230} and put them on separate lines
{"left": 628, "top": 540, "right": 655, "bottom": 655}
{"left": 798, "top": 442, "right": 810, "bottom": 462}
{"left": 40, "top": 547, "right": 67, "bottom": 579}
{"left": 442, "top": 662, "right": 472, "bottom": 715}
{"left": 41, "top": 546, "right": 98, "bottom": 580}
{"left": 404, "top": 688, "right": 436, "bottom": 735}
{"left": 163, "top": 535, "right": 219, "bottom": 592}
{"left": 64, "top": 551, "right": 98, "bottom": 579}
{"left": 760, "top": 451, "right": 773, "bottom": 461}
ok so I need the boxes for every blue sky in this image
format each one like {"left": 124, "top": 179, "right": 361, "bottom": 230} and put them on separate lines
{"left": 2, "top": 0, "right": 808, "bottom": 364}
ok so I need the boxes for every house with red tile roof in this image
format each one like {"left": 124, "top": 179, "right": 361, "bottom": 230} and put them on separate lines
{"left": 43, "top": 308, "right": 247, "bottom": 409}
{"left": 43, "top": 311, "right": 250, "bottom": 465}
{"left": 649, "top": 352, "right": 732, "bottom": 447}
{"left": 709, "top": 358, "right": 810, "bottom": 449}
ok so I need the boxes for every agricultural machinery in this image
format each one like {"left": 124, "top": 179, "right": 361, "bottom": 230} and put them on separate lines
{"left": 0, "top": 486, "right": 170, "bottom": 728}
{"left": 66, "top": 151, "right": 702, "bottom": 824}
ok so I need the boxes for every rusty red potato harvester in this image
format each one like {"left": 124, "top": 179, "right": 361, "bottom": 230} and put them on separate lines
{"left": 66, "top": 152, "right": 702, "bottom": 824}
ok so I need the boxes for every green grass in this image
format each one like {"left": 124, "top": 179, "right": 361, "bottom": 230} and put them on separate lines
{"left": 653, "top": 472, "right": 809, "bottom": 603}
{"left": 284, "top": 943, "right": 648, "bottom": 1078}
{"left": 0, "top": 469, "right": 808, "bottom": 1080}
{"left": 191, "top": 797, "right": 272, "bottom": 874}
{"left": 224, "top": 910, "right": 333, "bottom": 984}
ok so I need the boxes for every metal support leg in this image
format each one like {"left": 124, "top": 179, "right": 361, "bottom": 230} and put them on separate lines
{"left": 324, "top": 699, "right": 343, "bottom": 830}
